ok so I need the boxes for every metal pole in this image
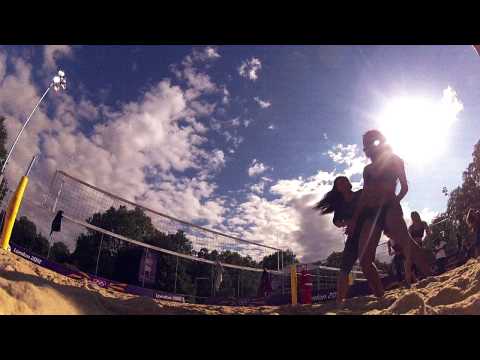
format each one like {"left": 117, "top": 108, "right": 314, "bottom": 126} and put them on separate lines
{"left": 142, "top": 248, "right": 148, "bottom": 288}
{"left": 52, "top": 181, "right": 64, "bottom": 213}
{"left": 174, "top": 256, "right": 179, "bottom": 294}
{"left": 237, "top": 271, "right": 240, "bottom": 297}
{"left": 25, "top": 156, "right": 37, "bottom": 177}
{"left": 0, "top": 85, "right": 52, "bottom": 177}
{"left": 94, "top": 233, "right": 104, "bottom": 276}
{"left": 46, "top": 232, "right": 54, "bottom": 260}
{"left": 211, "top": 264, "right": 214, "bottom": 297}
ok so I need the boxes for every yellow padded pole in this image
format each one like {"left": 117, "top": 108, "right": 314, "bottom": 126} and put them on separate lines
{"left": 290, "top": 264, "right": 298, "bottom": 305}
{"left": 1, "top": 176, "right": 29, "bottom": 250}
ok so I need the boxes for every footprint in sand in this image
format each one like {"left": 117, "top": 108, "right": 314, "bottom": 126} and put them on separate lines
{"left": 426, "top": 286, "right": 464, "bottom": 307}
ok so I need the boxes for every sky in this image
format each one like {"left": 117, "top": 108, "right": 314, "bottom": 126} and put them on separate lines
{"left": 1, "top": 45, "right": 479, "bottom": 263}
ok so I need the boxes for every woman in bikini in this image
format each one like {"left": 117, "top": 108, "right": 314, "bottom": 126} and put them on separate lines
{"left": 347, "top": 130, "right": 432, "bottom": 296}
{"left": 409, "top": 211, "right": 431, "bottom": 248}
{"left": 314, "top": 176, "right": 363, "bottom": 306}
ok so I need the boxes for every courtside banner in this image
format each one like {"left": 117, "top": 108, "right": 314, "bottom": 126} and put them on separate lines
{"left": 10, "top": 243, "right": 185, "bottom": 303}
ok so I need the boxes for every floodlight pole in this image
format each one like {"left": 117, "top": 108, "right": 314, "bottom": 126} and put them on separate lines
{"left": 0, "top": 85, "right": 52, "bottom": 179}
{"left": 0, "top": 70, "right": 67, "bottom": 189}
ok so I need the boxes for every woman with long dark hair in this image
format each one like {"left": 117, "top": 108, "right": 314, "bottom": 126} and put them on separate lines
{"left": 409, "top": 211, "right": 431, "bottom": 248}
{"left": 314, "top": 176, "right": 363, "bottom": 306}
{"left": 347, "top": 130, "right": 432, "bottom": 295}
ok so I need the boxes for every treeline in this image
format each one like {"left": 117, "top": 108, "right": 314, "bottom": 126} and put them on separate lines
{"left": 423, "top": 138, "right": 480, "bottom": 254}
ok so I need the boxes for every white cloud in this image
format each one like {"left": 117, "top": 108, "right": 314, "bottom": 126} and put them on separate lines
{"left": 268, "top": 124, "right": 275, "bottom": 130}
{"left": 238, "top": 57, "right": 262, "bottom": 81}
{"left": 327, "top": 144, "right": 368, "bottom": 177}
{"left": 0, "top": 48, "right": 230, "bottom": 247}
{"left": 250, "top": 181, "right": 266, "bottom": 195}
{"left": 243, "top": 119, "right": 251, "bottom": 128}
{"left": 248, "top": 159, "right": 270, "bottom": 177}
{"left": 230, "top": 118, "right": 241, "bottom": 127}
{"left": 205, "top": 47, "right": 220, "bottom": 59}
{"left": 43, "top": 45, "right": 73, "bottom": 70}
{"left": 222, "top": 86, "right": 230, "bottom": 105}
{"left": 323, "top": 133, "right": 328, "bottom": 140}
{"left": 172, "top": 46, "right": 222, "bottom": 103}
{"left": 0, "top": 52, "right": 7, "bottom": 82}
{"left": 254, "top": 97, "right": 271, "bottom": 109}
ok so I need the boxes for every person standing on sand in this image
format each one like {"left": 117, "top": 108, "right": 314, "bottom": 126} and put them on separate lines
{"left": 258, "top": 267, "right": 272, "bottom": 298}
{"left": 314, "top": 176, "right": 364, "bottom": 307}
{"left": 388, "top": 238, "right": 404, "bottom": 283}
{"left": 466, "top": 208, "right": 480, "bottom": 258}
{"left": 213, "top": 260, "right": 224, "bottom": 296}
{"left": 347, "top": 130, "right": 433, "bottom": 296}
{"left": 409, "top": 211, "right": 431, "bottom": 248}
{"left": 434, "top": 237, "right": 448, "bottom": 274}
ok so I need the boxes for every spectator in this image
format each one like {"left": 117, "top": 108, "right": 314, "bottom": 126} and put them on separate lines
{"left": 213, "top": 260, "right": 224, "bottom": 295}
{"left": 434, "top": 238, "right": 448, "bottom": 274}
{"left": 466, "top": 208, "right": 480, "bottom": 258}
{"left": 258, "top": 267, "right": 272, "bottom": 298}
{"left": 388, "top": 238, "right": 404, "bottom": 283}
{"left": 408, "top": 211, "right": 431, "bottom": 248}
{"left": 457, "top": 233, "right": 462, "bottom": 254}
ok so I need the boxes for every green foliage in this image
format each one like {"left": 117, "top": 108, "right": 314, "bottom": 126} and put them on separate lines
{"left": 11, "top": 216, "right": 50, "bottom": 256}
{"left": 425, "top": 139, "right": 480, "bottom": 254}
{"left": 261, "top": 249, "right": 298, "bottom": 269}
{"left": 50, "top": 241, "right": 71, "bottom": 263}
{"left": 324, "top": 251, "right": 343, "bottom": 268}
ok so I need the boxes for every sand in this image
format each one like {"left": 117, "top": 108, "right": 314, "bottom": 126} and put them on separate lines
{"left": 1, "top": 248, "right": 479, "bottom": 315}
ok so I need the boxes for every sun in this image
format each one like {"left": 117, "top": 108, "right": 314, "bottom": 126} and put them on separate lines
{"left": 376, "top": 88, "right": 462, "bottom": 165}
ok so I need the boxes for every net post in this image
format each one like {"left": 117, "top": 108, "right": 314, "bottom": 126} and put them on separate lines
{"left": 142, "top": 248, "right": 148, "bottom": 288}
{"left": 211, "top": 264, "right": 214, "bottom": 297}
{"left": 95, "top": 233, "right": 104, "bottom": 276}
{"left": 47, "top": 232, "right": 54, "bottom": 260}
{"left": 52, "top": 180, "right": 64, "bottom": 213}
{"left": 174, "top": 255, "right": 179, "bottom": 294}
{"left": 290, "top": 264, "right": 298, "bottom": 305}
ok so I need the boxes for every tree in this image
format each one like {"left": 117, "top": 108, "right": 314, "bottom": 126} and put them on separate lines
{"left": 10, "top": 216, "right": 51, "bottom": 257}
{"left": 260, "top": 249, "right": 298, "bottom": 270}
{"left": 425, "top": 139, "right": 480, "bottom": 254}
{"left": 71, "top": 205, "right": 159, "bottom": 278}
{"left": 10, "top": 216, "right": 38, "bottom": 249}
{"left": 50, "top": 241, "right": 71, "bottom": 263}
{"left": 324, "top": 251, "right": 343, "bottom": 268}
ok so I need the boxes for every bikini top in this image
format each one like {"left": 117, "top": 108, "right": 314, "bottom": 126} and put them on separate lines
{"left": 364, "top": 154, "right": 402, "bottom": 185}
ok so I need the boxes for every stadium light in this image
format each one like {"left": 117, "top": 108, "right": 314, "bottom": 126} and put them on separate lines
{"left": 0, "top": 70, "right": 67, "bottom": 189}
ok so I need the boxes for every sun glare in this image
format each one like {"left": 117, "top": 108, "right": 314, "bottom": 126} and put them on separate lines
{"left": 376, "top": 88, "right": 463, "bottom": 165}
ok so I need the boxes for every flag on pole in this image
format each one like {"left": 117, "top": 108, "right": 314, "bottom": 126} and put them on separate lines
{"left": 50, "top": 210, "right": 63, "bottom": 235}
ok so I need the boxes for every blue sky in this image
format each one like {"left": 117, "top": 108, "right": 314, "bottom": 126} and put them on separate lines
{"left": 1, "top": 45, "right": 479, "bottom": 262}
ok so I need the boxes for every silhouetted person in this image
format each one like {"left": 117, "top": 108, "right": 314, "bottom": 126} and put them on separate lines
{"left": 347, "top": 130, "right": 432, "bottom": 295}
{"left": 258, "top": 267, "right": 272, "bottom": 298}
{"left": 434, "top": 238, "right": 448, "bottom": 274}
{"left": 314, "top": 176, "right": 363, "bottom": 307}
{"left": 466, "top": 208, "right": 480, "bottom": 258}
{"left": 409, "top": 211, "right": 431, "bottom": 248}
